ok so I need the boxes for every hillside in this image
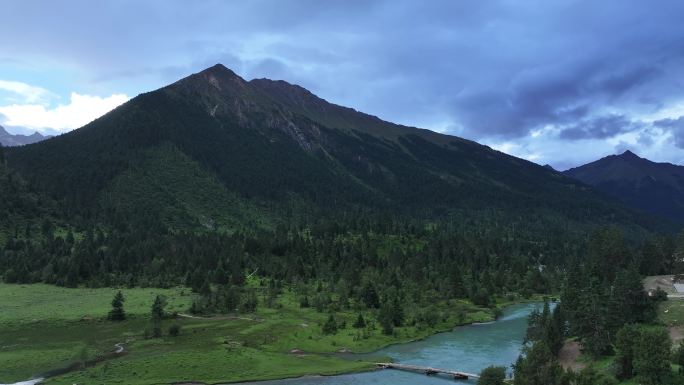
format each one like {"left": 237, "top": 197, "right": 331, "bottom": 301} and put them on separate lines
{"left": 4, "top": 64, "right": 656, "bottom": 232}
{"left": 0, "top": 149, "right": 59, "bottom": 244}
{"left": 564, "top": 151, "right": 684, "bottom": 223}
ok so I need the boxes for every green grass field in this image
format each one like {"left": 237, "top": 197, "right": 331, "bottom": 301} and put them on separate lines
{"left": 0, "top": 283, "right": 504, "bottom": 384}
{"left": 0, "top": 284, "right": 191, "bottom": 324}
{"left": 659, "top": 298, "right": 684, "bottom": 327}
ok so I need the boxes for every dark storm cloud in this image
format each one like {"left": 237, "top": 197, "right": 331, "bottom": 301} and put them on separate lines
{"left": 2, "top": 0, "right": 683, "bottom": 166}
{"left": 654, "top": 117, "right": 684, "bottom": 149}
{"left": 559, "top": 114, "right": 643, "bottom": 140}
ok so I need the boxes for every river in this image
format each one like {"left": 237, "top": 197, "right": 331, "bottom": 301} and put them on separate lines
{"left": 232, "top": 302, "right": 541, "bottom": 385}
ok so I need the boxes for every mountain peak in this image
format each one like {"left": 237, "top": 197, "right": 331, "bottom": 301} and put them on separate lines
{"left": 197, "top": 64, "right": 245, "bottom": 87}
{"left": 564, "top": 151, "right": 684, "bottom": 223}
{"left": 0, "top": 125, "right": 49, "bottom": 146}
{"left": 199, "top": 63, "right": 239, "bottom": 78}
{"left": 164, "top": 64, "right": 253, "bottom": 114}
{"left": 618, "top": 150, "right": 640, "bottom": 160}
{"left": 171, "top": 64, "right": 246, "bottom": 93}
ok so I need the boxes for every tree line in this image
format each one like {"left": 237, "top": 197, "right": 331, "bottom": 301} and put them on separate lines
{"left": 478, "top": 228, "right": 684, "bottom": 385}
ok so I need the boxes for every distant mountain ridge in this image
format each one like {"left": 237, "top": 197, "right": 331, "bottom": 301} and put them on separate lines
{"left": 0, "top": 125, "right": 49, "bottom": 146}
{"left": 564, "top": 151, "right": 684, "bottom": 223}
{"left": 4, "top": 64, "right": 660, "bottom": 232}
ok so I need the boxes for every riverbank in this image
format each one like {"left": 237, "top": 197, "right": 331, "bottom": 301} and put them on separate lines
{"left": 0, "top": 283, "right": 545, "bottom": 385}
{"left": 226, "top": 303, "right": 544, "bottom": 385}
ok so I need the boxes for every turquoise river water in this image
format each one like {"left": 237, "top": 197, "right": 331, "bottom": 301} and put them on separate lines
{"left": 234, "top": 302, "right": 541, "bottom": 385}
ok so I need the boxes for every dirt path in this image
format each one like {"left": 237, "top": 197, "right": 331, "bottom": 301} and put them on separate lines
{"left": 177, "top": 313, "right": 260, "bottom": 322}
{"left": 670, "top": 326, "right": 683, "bottom": 345}
{"left": 558, "top": 341, "right": 585, "bottom": 372}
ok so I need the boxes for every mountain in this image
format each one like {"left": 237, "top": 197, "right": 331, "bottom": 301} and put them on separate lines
{"left": 0, "top": 125, "right": 49, "bottom": 147}
{"left": 564, "top": 150, "right": 684, "bottom": 223}
{"left": 4, "top": 64, "right": 658, "bottom": 232}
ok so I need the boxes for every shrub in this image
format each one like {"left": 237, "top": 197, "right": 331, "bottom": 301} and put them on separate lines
{"left": 169, "top": 324, "right": 181, "bottom": 337}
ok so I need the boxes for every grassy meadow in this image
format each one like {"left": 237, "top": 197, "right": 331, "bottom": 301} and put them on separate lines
{"left": 0, "top": 282, "right": 506, "bottom": 384}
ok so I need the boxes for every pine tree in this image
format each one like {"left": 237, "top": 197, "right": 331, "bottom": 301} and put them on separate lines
{"left": 576, "top": 280, "right": 612, "bottom": 357}
{"left": 610, "top": 265, "right": 654, "bottom": 326}
{"left": 353, "top": 313, "right": 366, "bottom": 328}
{"left": 390, "top": 297, "right": 404, "bottom": 327}
{"left": 674, "top": 343, "right": 684, "bottom": 373}
{"left": 560, "top": 263, "right": 582, "bottom": 335}
{"left": 614, "top": 324, "right": 639, "bottom": 380}
{"left": 322, "top": 314, "right": 338, "bottom": 335}
{"left": 633, "top": 326, "right": 671, "bottom": 385}
{"left": 378, "top": 303, "right": 395, "bottom": 335}
{"left": 224, "top": 286, "right": 241, "bottom": 312}
{"left": 360, "top": 282, "right": 380, "bottom": 308}
{"left": 525, "top": 306, "right": 545, "bottom": 343}
{"left": 451, "top": 270, "right": 465, "bottom": 298}
{"left": 545, "top": 305, "right": 564, "bottom": 355}
{"left": 199, "top": 280, "right": 212, "bottom": 297}
{"left": 151, "top": 295, "right": 166, "bottom": 320}
{"left": 214, "top": 263, "right": 228, "bottom": 285}
{"left": 513, "top": 342, "right": 565, "bottom": 385}
{"left": 241, "top": 289, "right": 258, "bottom": 313}
{"left": 108, "top": 291, "right": 126, "bottom": 321}
{"left": 151, "top": 295, "right": 166, "bottom": 337}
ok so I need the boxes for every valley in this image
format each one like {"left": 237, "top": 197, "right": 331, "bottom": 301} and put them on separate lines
{"left": 0, "top": 64, "right": 682, "bottom": 385}
{"left": 0, "top": 282, "right": 525, "bottom": 384}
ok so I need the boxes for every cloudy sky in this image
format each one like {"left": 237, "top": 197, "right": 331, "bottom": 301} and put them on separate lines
{"left": 1, "top": 0, "right": 683, "bottom": 169}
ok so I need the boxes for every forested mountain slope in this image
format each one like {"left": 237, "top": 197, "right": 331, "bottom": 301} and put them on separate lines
{"left": 4, "top": 64, "right": 657, "bottom": 233}
{"left": 565, "top": 151, "right": 684, "bottom": 223}
{"left": 0, "top": 146, "right": 60, "bottom": 244}
{"left": 1, "top": 64, "right": 678, "bottom": 297}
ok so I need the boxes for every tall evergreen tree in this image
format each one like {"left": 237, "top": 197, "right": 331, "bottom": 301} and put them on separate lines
{"left": 353, "top": 313, "right": 366, "bottom": 329}
{"left": 614, "top": 324, "right": 639, "bottom": 380}
{"left": 322, "top": 314, "right": 338, "bottom": 335}
{"left": 108, "top": 291, "right": 126, "bottom": 321}
{"left": 576, "top": 279, "right": 612, "bottom": 357}
{"left": 545, "top": 305, "right": 564, "bottom": 356}
{"left": 513, "top": 342, "right": 566, "bottom": 385}
{"left": 151, "top": 295, "right": 166, "bottom": 337}
{"left": 633, "top": 326, "right": 671, "bottom": 385}
{"left": 610, "top": 265, "right": 654, "bottom": 327}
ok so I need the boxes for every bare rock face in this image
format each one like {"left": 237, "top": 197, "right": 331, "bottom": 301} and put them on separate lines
{"left": 163, "top": 64, "right": 319, "bottom": 152}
